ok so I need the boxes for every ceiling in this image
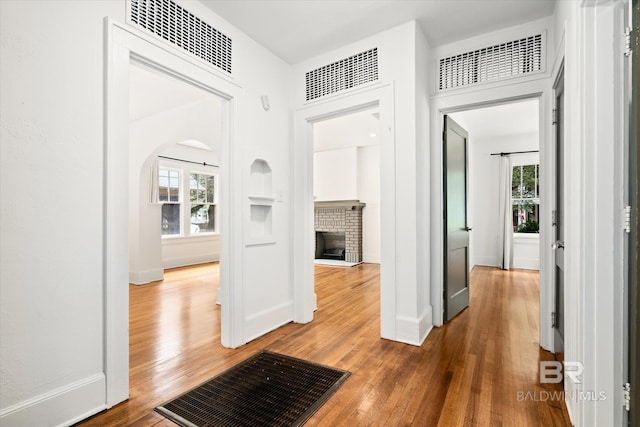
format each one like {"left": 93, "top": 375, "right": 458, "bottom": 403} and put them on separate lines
{"left": 200, "top": 0, "right": 556, "bottom": 64}
{"left": 313, "top": 109, "right": 380, "bottom": 152}
{"left": 449, "top": 99, "right": 539, "bottom": 142}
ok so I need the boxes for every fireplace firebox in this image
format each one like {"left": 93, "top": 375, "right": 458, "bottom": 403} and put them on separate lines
{"left": 314, "top": 200, "right": 365, "bottom": 264}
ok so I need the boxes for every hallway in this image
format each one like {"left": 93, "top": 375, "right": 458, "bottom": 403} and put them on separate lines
{"left": 78, "top": 264, "right": 570, "bottom": 426}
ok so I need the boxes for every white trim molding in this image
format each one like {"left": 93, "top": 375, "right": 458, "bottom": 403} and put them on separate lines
{"left": 0, "top": 374, "right": 105, "bottom": 427}
{"left": 292, "top": 83, "right": 401, "bottom": 340}
{"left": 104, "top": 18, "right": 242, "bottom": 410}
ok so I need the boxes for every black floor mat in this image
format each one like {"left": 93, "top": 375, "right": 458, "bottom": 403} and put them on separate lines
{"left": 155, "top": 350, "right": 351, "bottom": 427}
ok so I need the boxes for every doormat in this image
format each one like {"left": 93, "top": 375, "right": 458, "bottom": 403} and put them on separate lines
{"left": 155, "top": 350, "right": 351, "bottom": 427}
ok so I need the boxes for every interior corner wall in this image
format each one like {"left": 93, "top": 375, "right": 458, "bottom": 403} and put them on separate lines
{"left": 0, "top": 1, "right": 125, "bottom": 424}
{"left": 293, "top": 21, "right": 433, "bottom": 345}
{"left": 415, "top": 21, "right": 432, "bottom": 333}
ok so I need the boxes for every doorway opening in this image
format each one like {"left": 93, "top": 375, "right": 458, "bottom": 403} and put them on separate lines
{"left": 445, "top": 98, "right": 542, "bottom": 324}
{"left": 312, "top": 107, "right": 381, "bottom": 268}
{"left": 127, "top": 60, "right": 227, "bottom": 399}
{"left": 104, "top": 21, "right": 241, "bottom": 406}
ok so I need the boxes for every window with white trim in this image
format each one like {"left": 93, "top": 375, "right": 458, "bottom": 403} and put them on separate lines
{"left": 189, "top": 173, "right": 216, "bottom": 233}
{"left": 512, "top": 164, "right": 540, "bottom": 233}
{"left": 159, "top": 168, "right": 181, "bottom": 236}
{"left": 159, "top": 166, "right": 218, "bottom": 237}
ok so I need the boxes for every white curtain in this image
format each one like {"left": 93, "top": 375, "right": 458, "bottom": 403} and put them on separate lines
{"left": 498, "top": 155, "right": 514, "bottom": 270}
{"left": 149, "top": 158, "right": 160, "bottom": 204}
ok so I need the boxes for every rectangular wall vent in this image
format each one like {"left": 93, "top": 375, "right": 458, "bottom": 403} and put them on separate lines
{"left": 438, "top": 34, "right": 543, "bottom": 90}
{"left": 306, "top": 48, "right": 378, "bottom": 101}
{"left": 129, "top": 0, "right": 232, "bottom": 74}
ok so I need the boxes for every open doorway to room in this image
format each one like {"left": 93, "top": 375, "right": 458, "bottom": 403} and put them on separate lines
{"left": 312, "top": 108, "right": 381, "bottom": 268}
{"left": 126, "top": 61, "right": 226, "bottom": 400}
{"left": 448, "top": 99, "right": 541, "bottom": 276}
{"left": 442, "top": 98, "right": 542, "bottom": 328}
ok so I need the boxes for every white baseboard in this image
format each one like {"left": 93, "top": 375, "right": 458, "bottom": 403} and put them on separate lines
{"left": 129, "top": 268, "right": 164, "bottom": 285}
{"left": 513, "top": 257, "right": 539, "bottom": 270}
{"left": 244, "top": 301, "right": 294, "bottom": 343}
{"left": 162, "top": 254, "right": 218, "bottom": 270}
{"left": 395, "top": 306, "right": 433, "bottom": 346}
{"left": 0, "top": 374, "right": 105, "bottom": 427}
{"left": 474, "top": 256, "right": 498, "bottom": 267}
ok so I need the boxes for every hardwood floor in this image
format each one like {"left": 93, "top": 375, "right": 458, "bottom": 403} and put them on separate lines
{"left": 78, "top": 263, "right": 571, "bottom": 426}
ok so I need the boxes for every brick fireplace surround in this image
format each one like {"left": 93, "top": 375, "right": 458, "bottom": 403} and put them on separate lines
{"left": 314, "top": 200, "right": 366, "bottom": 263}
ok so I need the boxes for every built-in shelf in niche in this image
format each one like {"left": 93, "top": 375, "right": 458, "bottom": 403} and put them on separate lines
{"left": 249, "top": 159, "right": 273, "bottom": 198}
{"left": 248, "top": 195, "right": 275, "bottom": 205}
{"left": 247, "top": 158, "right": 274, "bottom": 245}
{"left": 250, "top": 204, "right": 273, "bottom": 237}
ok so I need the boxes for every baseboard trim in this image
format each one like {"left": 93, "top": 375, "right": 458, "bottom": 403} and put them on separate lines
{"left": 395, "top": 307, "right": 433, "bottom": 346}
{"left": 0, "top": 373, "right": 105, "bottom": 426}
{"left": 513, "top": 258, "right": 540, "bottom": 270}
{"left": 162, "top": 254, "right": 218, "bottom": 270}
{"left": 244, "top": 301, "right": 294, "bottom": 343}
{"left": 474, "top": 256, "right": 498, "bottom": 267}
{"left": 129, "top": 268, "right": 164, "bottom": 285}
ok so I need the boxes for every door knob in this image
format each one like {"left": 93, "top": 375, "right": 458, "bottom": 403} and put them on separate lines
{"left": 464, "top": 227, "right": 472, "bottom": 231}
{"left": 552, "top": 240, "right": 564, "bottom": 250}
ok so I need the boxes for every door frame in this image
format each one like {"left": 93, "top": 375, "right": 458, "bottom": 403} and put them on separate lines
{"left": 292, "top": 83, "right": 397, "bottom": 339}
{"left": 104, "top": 19, "right": 243, "bottom": 407}
{"left": 628, "top": 1, "right": 639, "bottom": 424}
{"left": 429, "top": 79, "right": 554, "bottom": 350}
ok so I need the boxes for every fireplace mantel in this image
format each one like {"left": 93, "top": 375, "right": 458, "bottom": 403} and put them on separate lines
{"left": 314, "top": 200, "right": 366, "bottom": 209}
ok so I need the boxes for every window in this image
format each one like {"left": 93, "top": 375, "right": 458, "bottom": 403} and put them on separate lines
{"left": 512, "top": 164, "right": 540, "bottom": 233}
{"left": 158, "top": 165, "right": 218, "bottom": 237}
{"left": 190, "top": 173, "right": 216, "bottom": 233}
{"left": 159, "top": 168, "right": 181, "bottom": 235}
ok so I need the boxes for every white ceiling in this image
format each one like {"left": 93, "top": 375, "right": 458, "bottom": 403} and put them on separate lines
{"left": 313, "top": 109, "right": 380, "bottom": 152}
{"left": 129, "top": 63, "right": 214, "bottom": 121}
{"left": 449, "top": 98, "right": 539, "bottom": 142}
{"left": 201, "top": 0, "right": 556, "bottom": 64}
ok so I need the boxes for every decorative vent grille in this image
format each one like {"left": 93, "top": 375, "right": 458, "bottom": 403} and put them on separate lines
{"left": 130, "top": 0, "right": 232, "bottom": 74}
{"left": 305, "top": 48, "right": 378, "bottom": 101}
{"left": 438, "top": 34, "right": 543, "bottom": 90}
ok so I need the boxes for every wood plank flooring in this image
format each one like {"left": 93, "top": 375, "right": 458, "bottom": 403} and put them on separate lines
{"left": 77, "top": 264, "right": 571, "bottom": 426}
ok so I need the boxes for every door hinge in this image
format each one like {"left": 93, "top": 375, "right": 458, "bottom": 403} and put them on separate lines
{"left": 551, "top": 312, "right": 557, "bottom": 328}
{"left": 624, "top": 205, "right": 632, "bottom": 234}
{"left": 552, "top": 108, "right": 557, "bottom": 125}
{"left": 624, "top": 382, "right": 631, "bottom": 411}
{"left": 552, "top": 210, "right": 557, "bottom": 227}
{"left": 443, "top": 290, "right": 447, "bottom": 300}
{"left": 625, "top": 26, "right": 639, "bottom": 57}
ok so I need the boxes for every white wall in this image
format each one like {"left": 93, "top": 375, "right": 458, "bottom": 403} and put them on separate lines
{"left": 0, "top": 0, "right": 294, "bottom": 424}
{"left": 313, "top": 147, "right": 358, "bottom": 200}
{"left": 357, "top": 146, "right": 381, "bottom": 263}
{"left": 0, "top": 1, "right": 124, "bottom": 424}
